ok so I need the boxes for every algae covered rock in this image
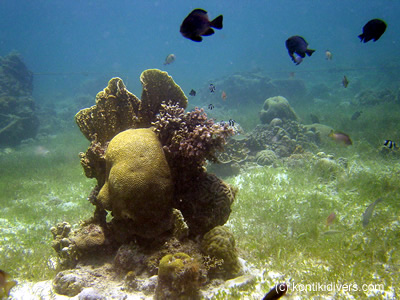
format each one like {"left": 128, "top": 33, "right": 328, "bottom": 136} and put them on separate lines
{"left": 201, "top": 226, "right": 242, "bottom": 279}
{"left": 260, "top": 96, "right": 298, "bottom": 124}
{"left": 155, "top": 252, "right": 201, "bottom": 300}
{"left": 53, "top": 271, "right": 85, "bottom": 297}
{"left": 97, "top": 128, "right": 173, "bottom": 238}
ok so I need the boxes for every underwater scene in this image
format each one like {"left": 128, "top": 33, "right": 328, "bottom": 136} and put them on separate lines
{"left": 1, "top": 1, "right": 400, "bottom": 299}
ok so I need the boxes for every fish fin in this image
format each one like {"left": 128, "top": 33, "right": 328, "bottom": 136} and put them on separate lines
{"left": 358, "top": 34, "right": 364, "bottom": 42}
{"left": 191, "top": 8, "right": 208, "bottom": 15}
{"left": 210, "top": 15, "right": 223, "bottom": 29}
{"left": 306, "top": 49, "right": 315, "bottom": 56}
{"left": 202, "top": 28, "right": 215, "bottom": 36}
{"left": 190, "top": 35, "right": 203, "bottom": 42}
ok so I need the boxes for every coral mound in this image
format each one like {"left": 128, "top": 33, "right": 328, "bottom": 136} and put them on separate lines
{"left": 260, "top": 95, "right": 298, "bottom": 124}
{"left": 52, "top": 69, "right": 238, "bottom": 298}
{"left": 201, "top": 226, "right": 242, "bottom": 279}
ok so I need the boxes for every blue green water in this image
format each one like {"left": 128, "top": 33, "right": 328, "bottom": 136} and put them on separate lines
{"left": 1, "top": 1, "right": 400, "bottom": 299}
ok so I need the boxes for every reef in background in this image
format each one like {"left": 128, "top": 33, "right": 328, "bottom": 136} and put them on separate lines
{"left": 51, "top": 69, "right": 240, "bottom": 299}
{"left": 0, "top": 52, "right": 39, "bottom": 146}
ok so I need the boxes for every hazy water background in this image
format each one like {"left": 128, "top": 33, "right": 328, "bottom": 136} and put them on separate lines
{"left": 1, "top": 0, "right": 400, "bottom": 108}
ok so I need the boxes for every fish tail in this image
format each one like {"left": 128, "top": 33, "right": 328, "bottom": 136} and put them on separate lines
{"left": 210, "top": 15, "right": 223, "bottom": 29}
{"left": 306, "top": 49, "right": 315, "bottom": 56}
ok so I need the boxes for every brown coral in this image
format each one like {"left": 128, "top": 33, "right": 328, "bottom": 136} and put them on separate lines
{"left": 153, "top": 102, "right": 234, "bottom": 173}
{"left": 177, "top": 173, "right": 237, "bottom": 236}
{"left": 201, "top": 226, "right": 242, "bottom": 279}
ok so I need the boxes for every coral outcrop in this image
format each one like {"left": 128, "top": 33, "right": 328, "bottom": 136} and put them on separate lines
{"left": 259, "top": 96, "right": 298, "bottom": 125}
{"left": 52, "top": 69, "right": 238, "bottom": 298}
{"left": 0, "top": 52, "right": 39, "bottom": 146}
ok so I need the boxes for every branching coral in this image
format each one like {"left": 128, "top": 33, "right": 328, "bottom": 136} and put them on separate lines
{"left": 153, "top": 101, "right": 234, "bottom": 171}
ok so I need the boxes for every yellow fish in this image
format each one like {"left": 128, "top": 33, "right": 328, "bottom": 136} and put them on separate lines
{"left": 342, "top": 75, "right": 349, "bottom": 88}
{"left": 0, "top": 270, "right": 17, "bottom": 298}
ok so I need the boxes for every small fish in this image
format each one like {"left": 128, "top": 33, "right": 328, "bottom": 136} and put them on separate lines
{"left": 228, "top": 119, "right": 235, "bottom": 126}
{"left": 351, "top": 111, "right": 362, "bottom": 121}
{"left": 163, "top": 54, "right": 176, "bottom": 65}
{"left": 285, "top": 35, "right": 315, "bottom": 65}
{"left": 328, "top": 130, "right": 352, "bottom": 146}
{"left": 289, "top": 71, "right": 295, "bottom": 78}
{"left": 362, "top": 198, "right": 383, "bottom": 227}
{"left": 310, "top": 113, "right": 320, "bottom": 124}
{"left": 325, "top": 50, "right": 332, "bottom": 60}
{"left": 383, "top": 140, "right": 396, "bottom": 149}
{"left": 263, "top": 283, "right": 287, "bottom": 300}
{"left": 180, "top": 9, "right": 223, "bottom": 42}
{"left": 221, "top": 91, "right": 227, "bottom": 101}
{"left": 209, "top": 84, "right": 216, "bottom": 93}
{"left": 0, "top": 270, "right": 17, "bottom": 299}
{"left": 358, "top": 19, "right": 387, "bottom": 43}
{"left": 189, "top": 89, "right": 196, "bottom": 96}
{"left": 208, "top": 104, "right": 214, "bottom": 110}
{"left": 342, "top": 75, "right": 349, "bottom": 88}
{"left": 326, "top": 212, "right": 336, "bottom": 226}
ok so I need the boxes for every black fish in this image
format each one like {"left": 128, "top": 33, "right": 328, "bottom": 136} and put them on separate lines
{"left": 342, "top": 75, "right": 349, "bottom": 88}
{"left": 285, "top": 36, "right": 315, "bottom": 65}
{"left": 209, "top": 84, "right": 216, "bottom": 93}
{"left": 263, "top": 283, "right": 288, "bottom": 300}
{"left": 362, "top": 198, "right": 383, "bottom": 227}
{"left": 351, "top": 111, "right": 362, "bottom": 121}
{"left": 189, "top": 89, "right": 196, "bottom": 96}
{"left": 228, "top": 119, "right": 235, "bottom": 126}
{"left": 384, "top": 140, "right": 396, "bottom": 149}
{"left": 180, "top": 9, "right": 223, "bottom": 42}
{"left": 358, "top": 19, "right": 387, "bottom": 43}
{"left": 310, "top": 113, "right": 319, "bottom": 124}
{"left": 208, "top": 104, "right": 214, "bottom": 110}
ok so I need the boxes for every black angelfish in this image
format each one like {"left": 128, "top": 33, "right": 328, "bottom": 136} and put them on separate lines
{"left": 358, "top": 19, "right": 387, "bottom": 43}
{"left": 180, "top": 9, "right": 223, "bottom": 42}
{"left": 285, "top": 36, "right": 315, "bottom": 65}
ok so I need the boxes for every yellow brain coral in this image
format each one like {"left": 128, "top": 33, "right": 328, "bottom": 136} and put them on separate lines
{"left": 97, "top": 128, "right": 174, "bottom": 238}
